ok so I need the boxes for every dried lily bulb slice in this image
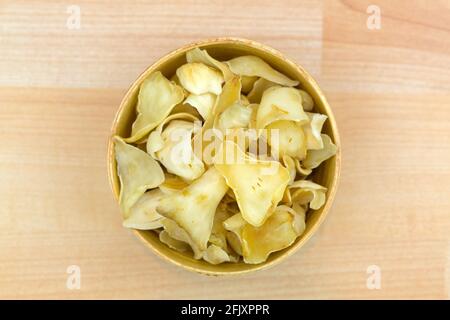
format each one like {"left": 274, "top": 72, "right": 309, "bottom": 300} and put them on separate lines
{"left": 256, "top": 86, "right": 309, "bottom": 130}
{"left": 225, "top": 55, "right": 299, "bottom": 87}
{"left": 299, "top": 90, "right": 314, "bottom": 111}
{"left": 114, "top": 136, "right": 164, "bottom": 217}
{"left": 186, "top": 47, "right": 234, "bottom": 81}
{"left": 159, "top": 230, "right": 190, "bottom": 253}
{"left": 209, "top": 203, "right": 233, "bottom": 251}
{"left": 157, "top": 168, "right": 229, "bottom": 253}
{"left": 153, "top": 120, "right": 205, "bottom": 181}
{"left": 265, "top": 120, "right": 307, "bottom": 160}
{"left": 146, "top": 112, "right": 199, "bottom": 158}
{"left": 123, "top": 189, "right": 164, "bottom": 230}
{"left": 203, "top": 244, "right": 231, "bottom": 265}
{"left": 289, "top": 180, "right": 327, "bottom": 210}
{"left": 215, "top": 102, "right": 252, "bottom": 130}
{"left": 293, "top": 157, "right": 313, "bottom": 177}
{"left": 247, "top": 78, "right": 277, "bottom": 103}
{"left": 214, "top": 141, "right": 290, "bottom": 227}
{"left": 160, "top": 218, "right": 203, "bottom": 259}
{"left": 302, "top": 134, "right": 337, "bottom": 169}
{"left": 224, "top": 210, "right": 298, "bottom": 264}
{"left": 176, "top": 62, "right": 224, "bottom": 95}
{"left": 192, "top": 76, "right": 242, "bottom": 159}
{"left": 158, "top": 173, "right": 189, "bottom": 194}
{"left": 184, "top": 93, "right": 216, "bottom": 120}
{"left": 303, "top": 112, "right": 328, "bottom": 150}
{"left": 281, "top": 155, "right": 297, "bottom": 185}
{"left": 125, "top": 72, "right": 184, "bottom": 143}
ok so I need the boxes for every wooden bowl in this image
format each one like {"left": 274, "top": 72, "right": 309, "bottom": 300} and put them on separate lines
{"left": 107, "top": 37, "right": 341, "bottom": 276}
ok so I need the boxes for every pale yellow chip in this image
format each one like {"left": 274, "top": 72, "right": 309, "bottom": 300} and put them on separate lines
{"left": 289, "top": 180, "right": 327, "bottom": 210}
{"left": 160, "top": 218, "right": 203, "bottom": 259}
{"left": 184, "top": 93, "right": 216, "bottom": 120}
{"left": 125, "top": 72, "right": 185, "bottom": 143}
{"left": 158, "top": 173, "right": 189, "bottom": 194}
{"left": 303, "top": 112, "right": 328, "bottom": 150}
{"left": 146, "top": 112, "right": 199, "bottom": 158}
{"left": 159, "top": 230, "right": 190, "bottom": 253}
{"left": 209, "top": 203, "right": 233, "bottom": 251}
{"left": 225, "top": 55, "right": 299, "bottom": 87}
{"left": 265, "top": 120, "right": 307, "bottom": 160}
{"left": 302, "top": 134, "right": 337, "bottom": 169}
{"left": 203, "top": 244, "right": 231, "bottom": 265}
{"left": 247, "top": 78, "right": 277, "bottom": 103}
{"left": 256, "top": 86, "right": 309, "bottom": 130}
{"left": 192, "top": 76, "right": 242, "bottom": 161}
{"left": 299, "top": 90, "right": 314, "bottom": 111}
{"left": 157, "top": 168, "right": 229, "bottom": 252}
{"left": 153, "top": 120, "right": 205, "bottom": 181}
{"left": 123, "top": 189, "right": 164, "bottom": 230}
{"left": 186, "top": 47, "right": 234, "bottom": 81}
{"left": 114, "top": 136, "right": 165, "bottom": 217}
{"left": 293, "top": 157, "right": 313, "bottom": 176}
{"left": 281, "top": 155, "right": 297, "bottom": 185}
{"left": 214, "top": 141, "right": 290, "bottom": 227}
{"left": 176, "top": 62, "right": 224, "bottom": 95}
{"left": 224, "top": 210, "right": 298, "bottom": 264}
{"left": 215, "top": 102, "right": 252, "bottom": 130}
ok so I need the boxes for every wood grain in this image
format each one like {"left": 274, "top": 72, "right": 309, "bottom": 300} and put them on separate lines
{"left": 0, "top": 0, "right": 449, "bottom": 299}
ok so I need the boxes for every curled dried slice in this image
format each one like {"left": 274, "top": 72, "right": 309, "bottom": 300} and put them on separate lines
{"left": 186, "top": 47, "right": 234, "bottom": 81}
{"left": 265, "top": 120, "right": 307, "bottom": 159}
{"left": 225, "top": 55, "right": 299, "bottom": 87}
{"left": 289, "top": 180, "right": 327, "bottom": 210}
{"left": 123, "top": 189, "right": 164, "bottom": 230}
{"left": 303, "top": 112, "right": 328, "bottom": 150}
{"left": 160, "top": 218, "right": 203, "bottom": 258}
{"left": 302, "top": 134, "right": 337, "bottom": 169}
{"left": 154, "top": 120, "right": 205, "bottom": 181}
{"left": 215, "top": 102, "right": 252, "bottom": 130}
{"left": 293, "top": 157, "right": 313, "bottom": 176}
{"left": 291, "top": 203, "right": 307, "bottom": 235}
{"left": 159, "top": 230, "right": 190, "bottom": 253}
{"left": 176, "top": 62, "right": 224, "bottom": 95}
{"left": 214, "top": 141, "right": 290, "bottom": 227}
{"left": 158, "top": 174, "right": 189, "bottom": 194}
{"left": 224, "top": 210, "right": 298, "bottom": 264}
{"left": 157, "top": 168, "right": 229, "bottom": 253}
{"left": 193, "top": 76, "right": 242, "bottom": 160}
{"left": 209, "top": 203, "right": 233, "bottom": 251}
{"left": 281, "top": 155, "right": 296, "bottom": 185}
{"left": 247, "top": 78, "right": 277, "bottom": 103}
{"left": 146, "top": 113, "right": 199, "bottom": 158}
{"left": 184, "top": 93, "right": 216, "bottom": 120}
{"left": 114, "top": 136, "right": 165, "bottom": 217}
{"left": 299, "top": 90, "right": 314, "bottom": 111}
{"left": 125, "top": 72, "right": 184, "bottom": 143}
{"left": 256, "top": 86, "right": 309, "bottom": 130}
{"left": 203, "top": 244, "right": 231, "bottom": 265}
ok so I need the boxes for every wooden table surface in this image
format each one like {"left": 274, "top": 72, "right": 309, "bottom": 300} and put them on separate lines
{"left": 1, "top": 0, "right": 449, "bottom": 299}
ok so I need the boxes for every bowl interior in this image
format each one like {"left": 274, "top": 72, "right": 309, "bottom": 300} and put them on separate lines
{"left": 108, "top": 38, "right": 340, "bottom": 275}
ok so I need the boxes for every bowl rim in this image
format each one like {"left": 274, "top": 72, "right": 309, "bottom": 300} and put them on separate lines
{"left": 107, "top": 37, "right": 341, "bottom": 276}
